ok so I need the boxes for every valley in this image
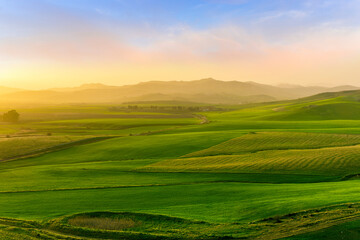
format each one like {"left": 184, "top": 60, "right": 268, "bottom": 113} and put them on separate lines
{"left": 1, "top": 90, "right": 360, "bottom": 239}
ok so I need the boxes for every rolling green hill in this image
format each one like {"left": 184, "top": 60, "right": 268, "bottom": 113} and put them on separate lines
{"left": 184, "top": 132, "right": 360, "bottom": 157}
{"left": 262, "top": 90, "right": 360, "bottom": 121}
{"left": 3, "top": 90, "right": 360, "bottom": 239}
{"left": 276, "top": 103, "right": 360, "bottom": 120}
{"left": 138, "top": 132, "right": 360, "bottom": 176}
{"left": 139, "top": 144, "right": 360, "bottom": 176}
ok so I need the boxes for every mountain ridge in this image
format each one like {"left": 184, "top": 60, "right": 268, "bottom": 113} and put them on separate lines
{"left": 0, "top": 86, "right": 25, "bottom": 95}
{"left": 0, "top": 78, "right": 358, "bottom": 104}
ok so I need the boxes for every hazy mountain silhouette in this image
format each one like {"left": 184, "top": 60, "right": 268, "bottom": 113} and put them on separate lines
{"left": 0, "top": 86, "right": 24, "bottom": 95}
{"left": 0, "top": 78, "right": 358, "bottom": 104}
{"left": 50, "top": 83, "right": 118, "bottom": 92}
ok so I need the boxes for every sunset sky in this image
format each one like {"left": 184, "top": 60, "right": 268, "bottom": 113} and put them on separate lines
{"left": 1, "top": 0, "right": 360, "bottom": 89}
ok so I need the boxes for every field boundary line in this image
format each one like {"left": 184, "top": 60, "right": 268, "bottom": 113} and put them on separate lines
{"left": 0, "top": 180, "right": 268, "bottom": 194}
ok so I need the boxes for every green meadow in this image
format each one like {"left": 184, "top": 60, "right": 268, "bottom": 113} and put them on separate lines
{"left": 2, "top": 94, "right": 360, "bottom": 239}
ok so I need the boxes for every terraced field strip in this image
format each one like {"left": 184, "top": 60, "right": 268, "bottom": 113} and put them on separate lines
{"left": 139, "top": 145, "right": 360, "bottom": 175}
{"left": 185, "top": 132, "right": 360, "bottom": 157}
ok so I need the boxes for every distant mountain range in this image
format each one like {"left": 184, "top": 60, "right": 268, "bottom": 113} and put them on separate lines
{"left": 0, "top": 78, "right": 359, "bottom": 104}
{"left": 0, "top": 86, "right": 24, "bottom": 96}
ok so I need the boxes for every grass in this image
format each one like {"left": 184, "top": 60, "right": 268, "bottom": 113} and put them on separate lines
{"left": 0, "top": 228, "right": 39, "bottom": 240}
{"left": 268, "top": 102, "right": 360, "bottom": 121}
{"left": 185, "top": 132, "right": 360, "bottom": 157}
{"left": 0, "top": 160, "right": 338, "bottom": 193}
{"left": 162, "top": 118, "right": 360, "bottom": 135}
{"left": 284, "top": 219, "right": 360, "bottom": 240}
{"left": 139, "top": 144, "right": 360, "bottom": 176}
{"left": 2, "top": 181, "right": 360, "bottom": 224}
{"left": 0, "top": 104, "right": 199, "bottom": 138}
{"left": 0, "top": 135, "right": 85, "bottom": 160}
{"left": 68, "top": 216, "right": 138, "bottom": 230}
{"left": 3, "top": 204, "right": 360, "bottom": 239}
{"left": 27, "top": 117, "right": 199, "bottom": 136}
{"left": 0, "top": 131, "right": 241, "bottom": 170}
{"left": 3, "top": 98, "right": 360, "bottom": 239}
{"left": 36, "top": 118, "right": 198, "bottom": 130}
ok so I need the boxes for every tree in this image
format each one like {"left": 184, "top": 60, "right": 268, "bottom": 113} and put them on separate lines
{"left": 3, "top": 110, "right": 20, "bottom": 123}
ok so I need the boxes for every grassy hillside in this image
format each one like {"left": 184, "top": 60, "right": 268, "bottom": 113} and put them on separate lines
{"left": 261, "top": 91, "right": 360, "bottom": 121}
{"left": 139, "top": 144, "right": 360, "bottom": 176}
{"left": 285, "top": 219, "right": 360, "bottom": 240}
{"left": 184, "top": 132, "right": 360, "bottom": 157}
{"left": 2, "top": 91, "right": 360, "bottom": 239}
{"left": 268, "top": 102, "right": 360, "bottom": 121}
{"left": 0, "top": 132, "right": 241, "bottom": 170}
{"left": 0, "top": 135, "right": 85, "bottom": 160}
{"left": 138, "top": 132, "right": 360, "bottom": 176}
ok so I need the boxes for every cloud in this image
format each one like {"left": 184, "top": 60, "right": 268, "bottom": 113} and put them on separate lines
{"left": 0, "top": 0, "right": 143, "bottom": 63}
{"left": 94, "top": 8, "right": 110, "bottom": 16}
{"left": 2, "top": 10, "right": 360, "bottom": 73}
{"left": 257, "top": 10, "right": 308, "bottom": 23}
{"left": 2, "top": 0, "right": 360, "bottom": 87}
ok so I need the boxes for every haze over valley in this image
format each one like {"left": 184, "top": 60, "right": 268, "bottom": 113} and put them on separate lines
{"left": 1, "top": 0, "right": 360, "bottom": 239}
{"left": 1, "top": 78, "right": 359, "bottom": 104}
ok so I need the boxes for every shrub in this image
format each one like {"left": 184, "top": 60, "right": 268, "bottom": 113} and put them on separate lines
{"left": 3, "top": 110, "right": 20, "bottom": 123}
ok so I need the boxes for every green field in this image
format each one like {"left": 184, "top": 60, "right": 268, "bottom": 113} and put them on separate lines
{"left": 184, "top": 132, "right": 360, "bottom": 157}
{"left": 138, "top": 144, "right": 360, "bottom": 176}
{"left": 3, "top": 94, "right": 360, "bottom": 239}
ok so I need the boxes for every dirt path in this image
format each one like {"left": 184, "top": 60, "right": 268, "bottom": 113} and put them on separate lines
{"left": 193, "top": 114, "right": 210, "bottom": 124}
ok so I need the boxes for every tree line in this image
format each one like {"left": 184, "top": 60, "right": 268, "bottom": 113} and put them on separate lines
{"left": 109, "top": 105, "right": 222, "bottom": 112}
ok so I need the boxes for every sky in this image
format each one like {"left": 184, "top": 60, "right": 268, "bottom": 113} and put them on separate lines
{"left": 0, "top": 0, "right": 360, "bottom": 89}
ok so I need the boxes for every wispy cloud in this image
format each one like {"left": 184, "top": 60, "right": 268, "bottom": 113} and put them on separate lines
{"left": 257, "top": 10, "right": 308, "bottom": 23}
{"left": 1, "top": 0, "right": 360, "bottom": 87}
